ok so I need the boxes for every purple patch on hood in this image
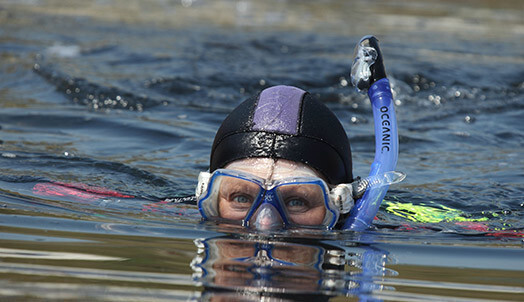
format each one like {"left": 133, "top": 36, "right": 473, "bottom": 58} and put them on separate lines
{"left": 251, "top": 85, "right": 305, "bottom": 135}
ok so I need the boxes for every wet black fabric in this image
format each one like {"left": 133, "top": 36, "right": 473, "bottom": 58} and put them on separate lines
{"left": 210, "top": 89, "right": 353, "bottom": 184}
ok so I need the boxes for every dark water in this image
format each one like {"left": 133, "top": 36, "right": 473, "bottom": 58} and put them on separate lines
{"left": 0, "top": 0, "right": 523, "bottom": 301}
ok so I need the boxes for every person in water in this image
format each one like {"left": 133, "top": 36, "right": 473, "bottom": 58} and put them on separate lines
{"left": 196, "top": 35, "right": 402, "bottom": 230}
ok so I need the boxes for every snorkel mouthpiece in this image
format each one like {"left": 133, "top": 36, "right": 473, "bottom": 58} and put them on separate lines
{"left": 332, "top": 170, "right": 406, "bottom": 215}
{"left": 249, "top": 203, "right": 285, "bottom": 231}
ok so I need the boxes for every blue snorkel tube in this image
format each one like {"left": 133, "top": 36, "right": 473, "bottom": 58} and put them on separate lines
{"left": 343, "top": 36, "right": 399, "bottom": 231}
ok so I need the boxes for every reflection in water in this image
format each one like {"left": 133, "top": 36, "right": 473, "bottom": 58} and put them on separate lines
{"left": 191, "top": 235, "right": 394, "bottom": 301}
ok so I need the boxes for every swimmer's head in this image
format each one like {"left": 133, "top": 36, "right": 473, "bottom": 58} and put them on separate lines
{"left": 198, "top": 86, "right": 354, "bottom": 230}
{"left": 210, "top": 85, "right": 353, "bottom": 184}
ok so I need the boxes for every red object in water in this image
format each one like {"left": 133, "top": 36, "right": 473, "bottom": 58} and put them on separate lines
{"left": 33, "top": 182, "right": 134, "bottom": 201}
{"left": 454, "top": 221, "right": 490, "bottom": 232}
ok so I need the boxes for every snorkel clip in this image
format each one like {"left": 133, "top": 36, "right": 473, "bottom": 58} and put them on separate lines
{"left": 332, "top": 171, "right": 406, "bottom": 215}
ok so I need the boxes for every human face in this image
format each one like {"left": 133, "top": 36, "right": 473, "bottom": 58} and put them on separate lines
{"left": 196, "top": 158, "right": 338, "bottom": 229}
{"left": 218, "top": 158, "right": 326, "bottom": 225}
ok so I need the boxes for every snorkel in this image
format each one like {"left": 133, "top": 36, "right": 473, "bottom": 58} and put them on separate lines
{"left": 342, "top": 36, "right": 400, "bottom": 231}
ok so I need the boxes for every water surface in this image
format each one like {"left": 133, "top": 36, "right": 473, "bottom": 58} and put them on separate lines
{"left": 0, "top": 0, "right": 523, "bottom": 300}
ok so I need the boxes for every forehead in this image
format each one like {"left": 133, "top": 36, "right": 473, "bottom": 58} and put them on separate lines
{"left": 225, "top": 158, "right": 322, "bottom": 180}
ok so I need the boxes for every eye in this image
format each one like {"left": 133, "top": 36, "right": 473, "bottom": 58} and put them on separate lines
{"left": 285, "top": 198, "right": 310, "bottom": 213}
{"left": 287, "top": 199, "right": 305, "bottom": 208}
{"left": 232, "top": 194, "right": 252, "bottom": 204}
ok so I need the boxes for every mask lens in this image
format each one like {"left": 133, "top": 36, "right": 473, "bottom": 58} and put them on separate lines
{"left": 275, "top": 183, "right": 328, "bottom": 226}
{"left": 216, "top": 175, "right": 262, "bottom": 220}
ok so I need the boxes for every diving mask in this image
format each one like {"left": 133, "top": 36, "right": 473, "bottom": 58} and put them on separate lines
{"left": 196, "top": 168, "right": 405, "bottom": 230}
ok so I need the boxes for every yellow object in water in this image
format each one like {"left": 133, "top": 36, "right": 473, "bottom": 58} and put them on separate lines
{"left": 383, "top": 200, "right": 489, "bottom": 223}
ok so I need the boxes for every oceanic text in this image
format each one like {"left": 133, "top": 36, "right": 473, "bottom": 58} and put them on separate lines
{"left": 380, "top": 106, "right": 391, "bottom": 152}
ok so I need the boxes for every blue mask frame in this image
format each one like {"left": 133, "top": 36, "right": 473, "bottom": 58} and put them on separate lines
{"left": 197, "top": 169, "right": 339, "bottom": 229}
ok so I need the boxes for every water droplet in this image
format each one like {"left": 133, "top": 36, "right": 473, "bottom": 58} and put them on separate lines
{"left": 2, "top": 153, "right": 16, "bottom": 158}
{"left": 181, "top": 0, "right": 193, "bottom": 8}
{"left": 464, "top": 115, "right": 475, "bottom": 123}
{"left": 454, "top": 131, "right": 470, "bottom": 137}
{"left": 428, "top": 95, "right": 441, "bottom": 105}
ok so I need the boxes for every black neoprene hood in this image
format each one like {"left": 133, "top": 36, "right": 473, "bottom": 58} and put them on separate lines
{"left": 210, "top": 85, "right": 353, "bottom": 184}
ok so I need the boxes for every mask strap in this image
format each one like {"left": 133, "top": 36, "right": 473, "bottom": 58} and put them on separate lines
{"left": 195, "top": 171, "right": 211, "bottom": 198}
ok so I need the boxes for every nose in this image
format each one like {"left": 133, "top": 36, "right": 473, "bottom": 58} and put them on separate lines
{"left": 249, "top": 203, "right": 284, "bottom": 230}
